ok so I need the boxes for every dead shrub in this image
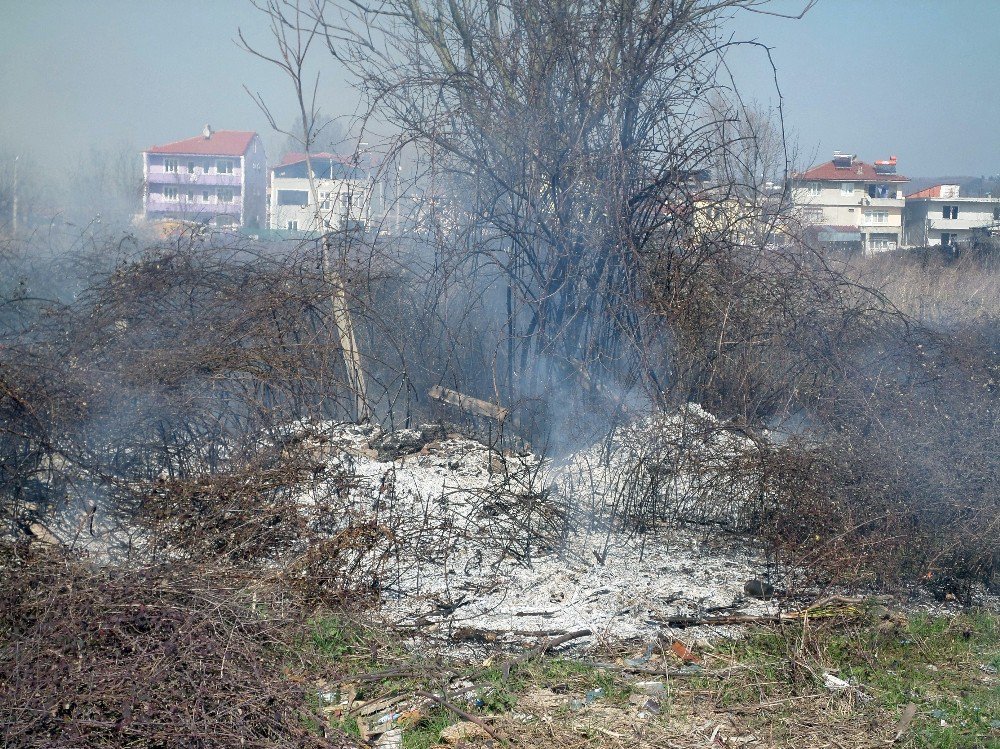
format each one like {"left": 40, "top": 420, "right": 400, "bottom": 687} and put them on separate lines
{"left": 0, "top": 542, "right": 356, "bottom": 749}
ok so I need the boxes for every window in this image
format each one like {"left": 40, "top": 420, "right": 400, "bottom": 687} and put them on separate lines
{"left": 803, "top": 207, "right": 824, "bottom": 224}
{"left": 867, "top": 183, "right": 889, "bottom": 198}
{"left": 164, "top": 186, "right": 178, "bottom": 200}
{"left": 807, "top": 182, "right": 821, "bottom": 196}
{"left": 841, "top": 182, "right": 854, "bottom": 196}
{"left": 218, "top": 188, "right": 233, "bottom": 203}
{"left": 994, "top": 206, "right": 1000, "bottom": 221}
{"left": 217, "top": 160, "right": 234, "bottom": 174}
{"left": 286, "top": 220, "right": 298, "bottom": 231}
{"left": 869, "top": 234, "right": 895, "bottom": 252}
{"left": 277, "top": 189, "right": 309, "bottom": 206}
{"left": 863, "top": 210, "right": 889, "bottom": 224}
{"left": 203, "top": 190, "right": 210, "bottom": 202}
{"left": 942, "top": 205, "right": 959, "bottom": 219}
{"left": 186, "top": 190, "right": 194, "bottom": 201}
{"left": 164, "top": 158, "right": 178, "bottom": 173}
{"left": 941, "top": 233, "right": 957, "bottom": 247}
{"left": 187, "top": 161, "right": 196, "bottom": 174}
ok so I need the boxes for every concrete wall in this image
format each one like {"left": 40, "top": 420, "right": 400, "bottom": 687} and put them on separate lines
{"left": 269, "top": 174, "right": 372, "bottom": 231}
{"left": 904, "top": 198, "right": 1000, "bottom": 245}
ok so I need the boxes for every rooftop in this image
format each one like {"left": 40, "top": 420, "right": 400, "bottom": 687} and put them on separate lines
{"left": 146, "top": 130, "right": 257, "bottom": 157}
{"left": 795, "top": 158, "right": 909, "bottom": 183}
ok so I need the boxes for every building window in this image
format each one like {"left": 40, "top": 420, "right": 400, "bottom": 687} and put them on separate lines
{"left": 203, "top": 190, "right": 210, "bottom": 202}
{"left": 841, "top": 182, "right": 854, "bottom": 196}
{"left": 867, "top": 183, "right": 890, "bottom": 198}
{"left": 164, "top": 186, "right": 178, "bottom": 201}
{"left": 277, "top": 189, "right": 310, "bottom": 206}
{"left": 217, "top": 159, "right": 234, "bottom": 174}
{"left": 941, "top": 233, "right": 957, "bottom": 246}
{"left": 942, "top": 205, "right": 959, "bottom": 219}
{"left": 869, "top": 235, "right": 895, "bottom": 252}
{"left": 218, "top": 188, "right": 234, "bottom": 203}
{"left": 863, "top": 210, "right": 889, "bottom": 224}
{"left": 187, "top": 161, "right": 196, "bottom": 174}
{"left": 803, "top": 208, "right": 824, "bottom": 224}
{"left": 164, "top": 158, "right": 178, "bottom": 173}
{"left": 994, "top": 206, "right": 1000, "bottom": 220}
{"left": 186, "top": 190, "right": 194, "bottom": 201}
{"left": 808, "top": 182, "right": 821, "bottom": 196}
{"left": 286, "top": 220, "right": 298, "bottom": 231}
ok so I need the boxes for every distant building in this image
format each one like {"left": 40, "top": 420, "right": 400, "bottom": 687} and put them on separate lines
{"left": 142, "top": 126, "right": 267, "bottom": 229}
{"left": 903, "top": 184, "right": 1000, "bottom": 248}
{"left": 269, "top": 153, "right": 372, "bottom": 233}
{"left": 791, "top": 152, "right": 908, "bottom": 253}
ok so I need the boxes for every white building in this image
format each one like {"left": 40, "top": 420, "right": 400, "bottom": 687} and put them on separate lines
{"left": 903, "top": 184, "right": 1000, "bottom": 248}
{"left": 269, "top": 153, "right": 372, "bottom": 232}
{"left": 791, "top": 152, "right": 908, "bottom": 253}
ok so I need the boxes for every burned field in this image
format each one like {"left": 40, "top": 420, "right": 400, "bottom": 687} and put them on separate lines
{"left": 2, "top": 0, "right": 999, "bottom": 746}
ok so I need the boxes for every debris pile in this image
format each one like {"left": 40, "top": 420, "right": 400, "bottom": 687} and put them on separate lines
{"left": 285, "top": 409, "right": 778, "bottom": 647}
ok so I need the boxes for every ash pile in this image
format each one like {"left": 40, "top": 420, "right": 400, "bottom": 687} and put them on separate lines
{"left": 283, "top": 405, "right": 778, "bottom": 649}
{"left": 11, "top": 404, "right": 783, "bottom": 649}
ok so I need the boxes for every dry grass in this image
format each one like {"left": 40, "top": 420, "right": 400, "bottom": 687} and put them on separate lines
{"left": 851, "top": 249, "right": 1000, "bottom": 325}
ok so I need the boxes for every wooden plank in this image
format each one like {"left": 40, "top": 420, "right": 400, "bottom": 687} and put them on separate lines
{"left": 427, "top": 385, "right": 509, "bottom": 423}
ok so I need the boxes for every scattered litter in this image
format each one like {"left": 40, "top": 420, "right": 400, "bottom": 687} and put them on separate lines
{"left": 893, "top": 702, "right": 917, "bottom": 742}
{"left": 634, "top": 680, "right": 667, "bottom": 694}
{"left": 822, "top": 673, "right": 851, "bottom": 691}
{"left": 374, "top": 728, "right": 402, "bottom": 749}
{"left": 440, "top": 721, "right": 489, "bottom": 744}
{"left": 670, "top": 640, "right": 700, "bottom": 663}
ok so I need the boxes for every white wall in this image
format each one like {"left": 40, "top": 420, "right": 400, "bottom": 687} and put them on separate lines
{"left": 269, "top": 175, "right": 372, "bottom": 231}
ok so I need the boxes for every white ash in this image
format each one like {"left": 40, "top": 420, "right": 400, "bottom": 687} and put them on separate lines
{"left": 294, "top": 412, "right": 778, "bottom": 644}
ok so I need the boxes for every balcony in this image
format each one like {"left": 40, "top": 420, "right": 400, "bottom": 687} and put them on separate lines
{"left": 147, "top": 171, "right": 241, "bottom": 187}
{"left": 862, "top": 196, "right": 904, "bottom": 208}
{"left": 145, "top": 199, "right": 241, "bottom": 215}
{"left": 926, "top": 218, "right": 991, "bottom": 232}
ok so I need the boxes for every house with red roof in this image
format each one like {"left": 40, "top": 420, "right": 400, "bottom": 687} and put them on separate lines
{"left": 902, "top": 184, "right": 1000, "bottom": 248}
{"left": 142, "top": 125, "right": 267, "bottom": 229}
{"left": 269, "top": 152, "right": 372, "bottom": 232}
{"left": 791, "top": 152, "right": 908, "bottom": 253}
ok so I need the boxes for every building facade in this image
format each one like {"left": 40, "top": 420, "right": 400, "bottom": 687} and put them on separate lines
{"left": 142, "top": 126, "right": 267, "bottom": 229}
{"left": 791, "top": 152, "right": 908, "bottom": 253}
{"left": 269, "top": 153, "right": 372, "bottom": 233}
{"left": 903, "top": 184, "right": 1000, "bottom": 247}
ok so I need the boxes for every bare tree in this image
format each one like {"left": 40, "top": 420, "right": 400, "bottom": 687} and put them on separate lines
{"left": 240, "top": 0, "right": 371, "bottom": 421}
{"left": 318, "top": 0, "right": 805, "bottom": 420}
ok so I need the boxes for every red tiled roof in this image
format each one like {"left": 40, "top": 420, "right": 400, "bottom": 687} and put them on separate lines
{"left": 906, "top": 184, "right": 950, "bottom": 199}
{"left": 147, "top": 130, "right": 256, "bottom": 156}
{"left": 794, "top": 159, "right": 908, "bottom": 183}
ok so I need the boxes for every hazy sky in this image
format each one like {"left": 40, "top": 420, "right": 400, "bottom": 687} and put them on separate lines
{"left": 2, "top": 0, "right": 998, "bottom": 177}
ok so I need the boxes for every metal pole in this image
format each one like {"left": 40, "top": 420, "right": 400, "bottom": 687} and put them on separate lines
{"left": 11, "top": 155, "right": 19, "bottom": 234}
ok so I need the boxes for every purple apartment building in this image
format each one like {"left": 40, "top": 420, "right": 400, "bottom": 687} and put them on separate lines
{"left": 142, "top": 125, "right": 266, "bottom": 229}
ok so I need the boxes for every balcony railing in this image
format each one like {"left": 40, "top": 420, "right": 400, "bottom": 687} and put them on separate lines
{"left": 147, "top": 171, "right": 241, "bottom": 186}
{"left": 145, "top": 199, "right": 241, "bottom": 215}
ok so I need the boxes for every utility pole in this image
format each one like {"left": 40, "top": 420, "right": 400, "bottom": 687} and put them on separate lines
{"left": 395, "top": 163, "right": 401, "bottom": 235}
{"left": 302, "top": 150, "right": 371, "bottom": 422}
{"left": 11, "top": 155, "right": 19, "bottom": 235}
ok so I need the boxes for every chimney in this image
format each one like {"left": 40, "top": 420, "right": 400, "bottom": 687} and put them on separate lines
{"left": 202, "top": 124, "right": 213, "bottom": 139}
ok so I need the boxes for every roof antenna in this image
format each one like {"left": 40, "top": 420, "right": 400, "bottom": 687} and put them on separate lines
{"left": 202, "top": 124, "right": 213, "bottom": 139}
